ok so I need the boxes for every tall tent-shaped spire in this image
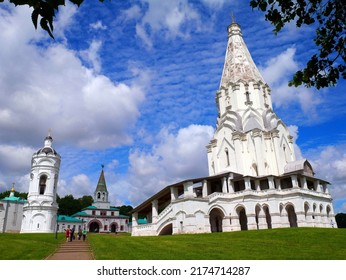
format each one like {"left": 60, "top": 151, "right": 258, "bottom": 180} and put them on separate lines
{"left": 93, "top": 165, "right": 110, "bottom": 209}
{"left": 220, "top": 21, "right": 265, "bottom": 88}
{"left": 207, "top": 19, "right": 296, "bottom": 177}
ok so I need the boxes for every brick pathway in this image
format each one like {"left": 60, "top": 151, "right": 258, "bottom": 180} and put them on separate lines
{"left": 46, "top": 238, "right": 94, "bottom": 260}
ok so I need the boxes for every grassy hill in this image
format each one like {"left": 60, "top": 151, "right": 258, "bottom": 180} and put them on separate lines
{"left": 0, "top": 228, "right": 345, "bottom": 260}
{"left": 89, "top": 228, "right": 346, "bottom": 260}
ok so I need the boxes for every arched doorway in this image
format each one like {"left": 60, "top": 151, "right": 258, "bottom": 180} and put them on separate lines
{"left": 209, "top": 208, "right": 224, "bottom": 232}
{"left": 286, "top": 205, "right": 297, "bottom": 227}
{"left": 255, "top": 205, "right": 261, "bottom": 229}
{"left": 263, "top": 206, "right": 272, "bottom": 229}
{"left": 89, "top": 221, "right": 101, "bottom": 232}
{"left": 110, "top": 223, "right": 118, "bottom": 233}
{"left": 237, "top": 207, "right": 248, "bottom": 231}
{"left": 159, "top": 223, "right": 173, "bottom": 235}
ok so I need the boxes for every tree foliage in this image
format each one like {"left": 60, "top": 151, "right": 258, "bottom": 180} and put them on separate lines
{"left": 250, "top": 0, "right": 346, "bottom": 89}
{"left": 0, "top": 190, "right": 27, "bottom": 200}
{"left": 0, "top": 0, "right": 105, "bottom": 38}
{"left": 335, "top": 213, "right": 346, "bottom": 228}
{"left": 57, "top": 194, "right": 94, "bottom": 216}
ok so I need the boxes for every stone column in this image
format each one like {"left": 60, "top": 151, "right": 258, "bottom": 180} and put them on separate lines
{"left": 171, "top": 186, "right": 178, "bottom": 201}
{"left": 275, "top": 178, "right": 281, "bottom": 190}
{"left": 247, "top": 213, "right": 257, "bottom": 230}
{"left": 132, "top": 212, "right": 138, "bottom": 235}
{"left": 244, "top": 177, "right": 251, "bottom": 191}
{"left": 257, "top": 210, "right": 267, "bottom": 229}
{"left": 291, "top": 174, "right": 299, "bottom": 189}
{"left": 152, "top": 199, "right": 158, "bottom": 223}
{"left": 222, "top": 177, "right": 228, "bottom": 193}
{"left": 228, "top": 177, "right": 235, "bottom": 193}
{"left": 183, "top": 181, "right": 194, "bottom": 198}
{"left": 314, "top": 180, "right": 321, "bottom": 192}
{"left": 300, "top": 176, "right": 308, "bottom": 189}
{"left": 268, "top": 176, "right": 275, "bottom": 190}
{"left": 255, "top": 179, "right": 260, "bottom": 191}
{"left": 202, "top": 180, "right": 208, "bottom": 197}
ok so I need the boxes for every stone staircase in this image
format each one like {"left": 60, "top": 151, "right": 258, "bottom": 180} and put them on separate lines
{"left": 46, "top": 238, "right": 94, "bottom": 260}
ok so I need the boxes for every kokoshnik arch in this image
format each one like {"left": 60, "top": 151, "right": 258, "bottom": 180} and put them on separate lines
{"left": 130, "top": 20, "right": 337, "bottom": 236}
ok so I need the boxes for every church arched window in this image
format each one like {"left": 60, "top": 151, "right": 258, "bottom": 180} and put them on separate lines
{"left": 97, "top": 192, "right": 101, "bottom": 199}
{"left": 225, "top": 148, "right": 230, "bottom": 166}
{"left": 39, "top": 175, "right": 47, "bottom": 195}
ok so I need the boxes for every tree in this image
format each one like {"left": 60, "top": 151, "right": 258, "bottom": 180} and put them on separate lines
{"left": 0, "top": 190, "right": 27, "bottom": 200}
{"left": 335, "top": 213, "right": 346, "bottom": 228}
{"left": 0, "top": 0, "right": 105, "bottom": 38}
{"left": 250, "top": 0, "right": 346, "bottom": 89}
{"left": 78, "top": 195, "right": 93, "bottom": 210}
{"left": 57, "top": 194, "right": 81, "bottom": 216}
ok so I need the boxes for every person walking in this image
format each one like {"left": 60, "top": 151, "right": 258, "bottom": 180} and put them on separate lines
{"left": 82, "top": 227, "right": 87, "bottom": 241}
{"left": 65, "top": 228, "right": 70, "bottom": 242}
{"left": 70, "top": 226, "right": 75, "bottom": 242}
{"left": 78, "top": 228, "right": 83, "bottom": 240}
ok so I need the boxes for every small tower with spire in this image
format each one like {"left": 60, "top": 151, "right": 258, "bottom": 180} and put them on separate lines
{"left": 21, "top": 131, "right": 61, "bottom": 233}
{"left": 93, "top": 165, "right": 110, "bottom": 209}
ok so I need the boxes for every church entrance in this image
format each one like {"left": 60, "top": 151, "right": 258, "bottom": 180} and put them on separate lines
{"left": 264, "top": 206, "right": 272, "bottom": 229}
{"left": 89, "top": 221, "right": 100, "bottom": 233}
{"left": 209, "top": 208, "right": 224, "bottom": 232}
{"left": 110, "top": 223, "right": 118, "bottom": 233}
{"left": 238, "top": 207, "right": 248, "bottom": 230}
{"left": 286, "top": 205, "right": 298, "bottom": 227}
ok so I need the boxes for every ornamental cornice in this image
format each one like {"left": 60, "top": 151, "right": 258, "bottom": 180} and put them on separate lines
{"left": 232, "top": 131, "right": 246, "bottom": 141}
{"left": 252, "top": 128, "right": 262, "bottom": 138}
{"left": 271, "top": 129, "right": 280, "bottom": 138}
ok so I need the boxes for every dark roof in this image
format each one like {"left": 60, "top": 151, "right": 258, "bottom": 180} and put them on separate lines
{"left": 95, "top": 168, "right": 107, "bottom": 193}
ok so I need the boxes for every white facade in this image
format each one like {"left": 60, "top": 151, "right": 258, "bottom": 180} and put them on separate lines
{"left": 21, "top": 133, "right": 61, "bottom": 233}
{"left": 71, "top": 167, "right": 130, "bottom": 233}
{"left": 131, "top": 21, "right": 337, "bottom": 236}
{"left": 0, "top": 186, "right": 26, "bottom": 233}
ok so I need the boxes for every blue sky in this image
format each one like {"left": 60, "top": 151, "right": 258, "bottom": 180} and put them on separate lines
{"left": 0, "top": 0, "right": 345, "bottom": 213}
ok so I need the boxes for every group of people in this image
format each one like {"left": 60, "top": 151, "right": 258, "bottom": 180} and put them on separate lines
{"left": 65, "top": 227, "right": 87, "bottom": 242}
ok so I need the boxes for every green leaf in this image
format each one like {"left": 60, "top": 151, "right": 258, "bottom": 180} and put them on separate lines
{"left": 31, "top": 8, "right": 40, "bottom": 29}
{"left": 69, "top": 0, "right": 84, "bottom": 6}
{"left": 40, "top": 18, "right": 54, "bottom": 39}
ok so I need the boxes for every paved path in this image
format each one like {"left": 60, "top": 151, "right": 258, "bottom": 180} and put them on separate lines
{"left": 46, "top": 238, "right": 94, "bottom": 260}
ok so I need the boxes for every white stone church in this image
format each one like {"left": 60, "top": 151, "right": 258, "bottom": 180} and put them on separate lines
{"left": 130, "top": 20, "right": 337, "bottom": 236}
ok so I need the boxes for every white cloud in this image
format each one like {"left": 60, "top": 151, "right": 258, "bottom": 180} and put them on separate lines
{"left": 80, "top": 40, "right": 103, "bottom": 73}
{"left": 135, "top": 0, "right": 201, "bottom": 47}
{"left": 128, "top": 124, "right": 214, "bottom": 206}
{"left": 201, "top": 0, "right": 227, "bottom": 9}
{"left": 303, "top": 144, "right": 346, "bottom": 213}
{"left": 89, "top": 20, "right": 107, "bottom": 30}
{"left": 59, "top": 174, "right": 93, "bottom": 198}
{"left": 0, "top": 5, "right": 148, "bottom": 150}
{"left": 260, "top": 47, "right": 322, "bottom": 121}
{"left": 122, "top": 5, "right": 142, "bottom": 21}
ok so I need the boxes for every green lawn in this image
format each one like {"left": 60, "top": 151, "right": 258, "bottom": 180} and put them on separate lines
{"left": 0, "top": 228, "right": 345, "bottom": 260}
{"left": 88, "top": 228, "right": 346, "bottom": 260}
{"left": 0, "top": 232, "right": 64, "bottom": 260}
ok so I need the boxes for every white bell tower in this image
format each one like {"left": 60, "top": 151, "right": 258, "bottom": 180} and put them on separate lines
{"left": 21, "top": 132, "right": 61, "bottom": 233}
